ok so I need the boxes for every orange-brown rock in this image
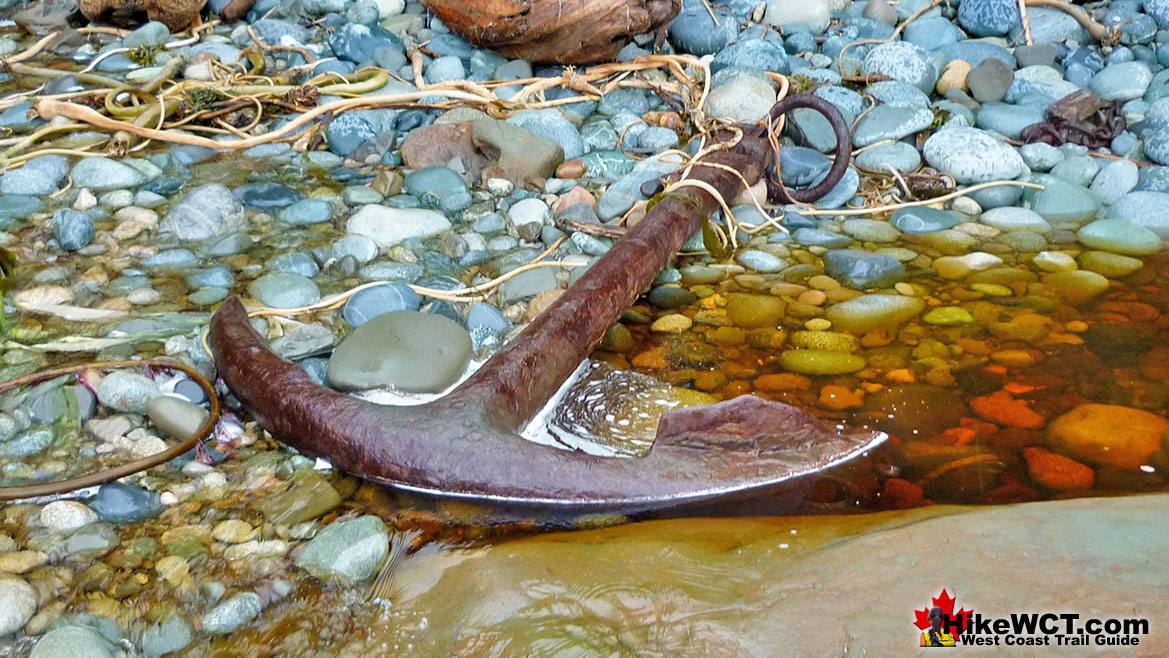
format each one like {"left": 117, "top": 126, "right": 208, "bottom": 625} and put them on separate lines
{"left": 421, "top": 0, "right": 681, "bottom": 64}
{"left": 1047, "top": 403, "right": 1169, "bottom": 470}
{"left": 80, "top": 0, "right": 209, "bottom": 31}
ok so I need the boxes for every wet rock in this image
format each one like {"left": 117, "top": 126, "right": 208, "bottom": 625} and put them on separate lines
{"left": 0, "top": 574, "right": 35, "bottom": 636}
{"left": 159, "top": 183, "right": 247, "bottom": 242}
{"left": 30, "top": 625, "right": 116, "bottom": 658}
{"left": 202, "top": 592, "right": 261, "bottom": 635}
{"left": 248, "top": 273, "right": 321, "bottom": 309}
{"left": 141, "top": 615, "right": 191, "bottom": 658}
{"left": 281, "top": 198, "right": 334, "bottom": 225}
{"left": 822, "top": 250, "right": 906, "bottom": 289}
{"left": 295, "top": 515, "right": 389, "bottom": 585}
{"left": 39, "top": 501, "right": 97, "bottom": 534}
{"left": 327, "top": 310, "right": 472, "bottom": 393}
{"left": 890, "top": 207, "right": 960, "bottom": 234}
{"left": 669, "top": 0, "right": 739, "bottom": 56}
{"left": 864, "top": 384, "right": 968, "bottom": 439}
{"left": 1047, "top": 404, "right": 1169, "bottom": 469}
{"left": 780, "top": 350, "right": 866, "bottom": 375}
{"left": 343, "top": 282, "right": 420, "bottom": 327}
{"left": 823, "top": 294, "right": 925, "bottom": 333}
{"left": 70, "top": 157, "right": 146, "bottom": 191}
{"left": 256, "top": 471, "right": 341, "bottom": 526}
{"left": 147, "top": 396, "right": 209, "bottom": 440}
{"left": 1020, "top": 174, "right": 1101, "bottom": 227}
{"left": 726, "top": 293, "right": 785, "bottom": 329}
{"left": 467, "top": 302, "right": 511, "bottom": 352}
{"left": 1076, "top": 219, "right": 1162, "bottom": 256}
{"left": 97, "top": 371, "right": 161, "bottom": 414}
{"left": 1041, "top": 270, "right": 1110, "bottom": 304}
{"left": 87, "top": 482, "right": 163, "bottom": 523}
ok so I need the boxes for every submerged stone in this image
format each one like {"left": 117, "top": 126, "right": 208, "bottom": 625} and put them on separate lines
{"left": 327, "top": 310, "right": 472, "bottom": 392}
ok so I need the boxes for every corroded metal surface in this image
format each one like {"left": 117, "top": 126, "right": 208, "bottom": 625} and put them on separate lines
{"left": 210, "top": 105, "right": 879, "bottom": 512}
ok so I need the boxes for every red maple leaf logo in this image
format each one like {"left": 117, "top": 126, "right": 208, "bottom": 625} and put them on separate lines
{"left": 913, "top": 588, "right": 973, "bottom": 635}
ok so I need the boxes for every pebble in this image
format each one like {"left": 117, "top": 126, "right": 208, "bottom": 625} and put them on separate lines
{"left": 30, "top": 625, "right": 116, "bottom": 658}
{"left": 780, "top": 349, "right": 867, "bottom": 375}
{"left": 923, "top": 127, "right": 1025, "bottom": 183}
{"left": 328, "top": 311, "right": 472, "bottom": 393}
{"left": 651, "top": 314, "right": 693, "bottom": 333}
{"left": 1048, "top": 404, "right": 1169, "bottom": 469}
{"left": 1076, "top": 219, "right": 1162, "bottom": 256}
{"left": 343, "top": 282, "right": 420, "bottom": 327}
{"left": 0, "top": 575, "right": 36, "bottom": 636}
{"left": 39, "top": 501, "right": 97, "bottom": 534}
{"left": 202, "top": 592, "right": 262, "bottom": 635}
{"left": 725, "top": 293, "right": 785, "bottom": 329}
{"left": 295, "top": 515, "right": 389, "bottom": 585}
{"left": 211, "top": 519, "right": 255, "bottom": 544}
{"left": 97, "top": 371, "right": 161, "bottom": 414}
{"left": 346, "top": 205, "right": 452, "bottom": 247}
{"left": 159, "top": 183, "right": 247, "bottom": 241}
{"left": 248, "top": 273, "right": 321, "bottom": 309}
{"left": 823, "top": 294, "right": 925, "bottom": 333}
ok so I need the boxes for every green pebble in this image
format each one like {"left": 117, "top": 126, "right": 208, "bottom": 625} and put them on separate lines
{"left": 923, "top": 307, "right": 974, "bottom": 325}
{"left": 779, "top": 349, "right": 866, "bottom": 375}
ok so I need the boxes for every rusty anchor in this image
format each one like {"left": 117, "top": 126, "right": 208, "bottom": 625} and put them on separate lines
{"left": 209, "top": 96, "right": 885, "bottom": 512}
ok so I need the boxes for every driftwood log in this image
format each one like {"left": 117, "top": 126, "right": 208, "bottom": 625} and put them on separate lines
{"left": 210, "top": 97, "right": 875, "bottom": 513}
{"left": 421, "top": 0, "right": 681, "bottom": 64}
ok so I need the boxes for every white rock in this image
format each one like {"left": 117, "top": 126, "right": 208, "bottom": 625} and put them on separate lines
{"left": 0, "top": 575, "right": 36, "bottom": 636}
{"left": 39, "top": 501, "right": 97, "bottom": 534}
{"left": 764, "top": 0, "right": 831, "bottom": 33}
{"left": 508, "top": 197, "right": 550, "bottom": 228}
{"left": 375, "top": 0, "right": 405, "bottom": 19}
{"left": 346, "top": 206, "right": 452, "bottom": 248}
{"left": 1033, "top": 250, "right": 1078, "bottom": 272}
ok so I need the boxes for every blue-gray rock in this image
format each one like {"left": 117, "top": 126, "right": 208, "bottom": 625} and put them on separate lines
{"left": 232, "top": 182, "right": 303, "bottom": 209}
{"left": 343, "top": 282, "right": 420, "bottom": 327}
{"left": 597, "top": 153, "right": 683, "bottom": 220}
{"left": 711, "top": 39, "right": 789, "bottom": 74}
{"left": 793, "top": 227, "right": 852, "bottom": 248}
{"left": 248, "top": 273, "right": 321, "bottom": 309}
{"left": 937, "top": 41, "right": 1017, "bottom": 69}
{"left": 87, "top": 482, "right": 163, "bottom": 523}
{"left": 202, "top": 593, "right": 262, "bottom": 635}
{"left": 853, "top": 104, "right": 934, "bottom": 147}
{"left": 735, "top": 249, "right": 788, "bottom": 272}
{"left": 240, "top": 19, "right": 311, "bottom": 46}
{"left": 812, "top": 167, "right": 860, "bottom": 210}
{"left": 326, "top": 113, "right": 376, "bottom": 156}
{"left": 97, "top": 371, "right": 161, "bottom": 414}
{"left": 814, "top": 86, "right": 866, "bottom": 121}
{"left": 975, "top": 102, "right": 1045, "bottom": 139}
{"left": 1090, "top": 61, "right": 1154, "bottom": 101}
{"left": 402, "top": 167, "right": 470, "bottom": 212}
{"left": 282, "top": 198, "right": 334, "bottom": 225}
{"left": 1049, "top": 155, "right": 1099, "bottom": 187}
{"left": 30, "top": 625, "right": 117, "bottom": 658}
{"left": 333, "top": 235, "right": 379, "bottom": 263}
{"left": 142, "top": 615, "right": 191, "bottom": 658}
{"left": 865, "top": 80, "right": 931, "bottom": 108}
{"left": 425, "top": 55, "right": 465, "bottom": 83}
{"left": 647, "top": 285, "right": 697, "bottom": 309}
{"left": 638, "top": 126, "right": 679, "bottom": 151}
{"left": 1106, "top": 190, "right": 1169, "bottom": 236}
{"left": 184, "top": 266, "right": 235, "bottom": 288}
{"left": 903, "top": 16, "right": 963, "bottom": 50}
{"left": 1090, "top": 159, "right": 1140, "bottom": 204}
{"left": 1143, "top": 0, "right": 1169, "bottom": 28}
{"left": 923, "top": 127, "right": 1025, "bottom": 183}
{"left": 295, "top": 515, "right": 389, "bottom": 585}
{"left": 965, "top": 57, "right": 1014, "bottom": 103}
{"left": 855, "top": 141, "right": 922, "bottom": 171}
{"left": 159, "top": 183, "right": 247, "bottom": 241}
{"left": 669, "top": 0, "right": 739, "bottom": 55}
{"left": 891, "top": 207, "right": 962, "bottom": 233}
{"left": 823, "top": 249, "right": 907, "bottom": 288}
{"left": 0, "top": 428, "right": 51, "bottom": 458}
{"left": 1, "top": 155, "right": 67, "bottom": 195}
{"left": 861, "top": 41, "right": 938, "bottom": 92}
{"left": 268, "top": 252, "right": 319, "bottom": 278}
{"left": 52, "top": 209, "right": 94, "bottom": 251}
{"left": 326, "top": 24, "right": 402, "bottom": 63}
{"left": 705, "top": 67, "right": 777, "bottom": 120}
{"left": 70, "top": 157, "right": 146, "bottom": 191}
{"left": 780, "top": 146, "right": 830, "bottom": 187}
{"left": 1008, "top": 5, "right": 1087, "bottom": 43}
{"left": 1019, "top": 141, "right": 1063, "bottom": 170}
{"left": 467, "top": 302, "right": 511, "bottom": 351}
{"left": 506, "top": 110, "right": 584, "bottom": 160}
{"left": 958, "top": 0, "right": 1020, "bottom": 36}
